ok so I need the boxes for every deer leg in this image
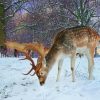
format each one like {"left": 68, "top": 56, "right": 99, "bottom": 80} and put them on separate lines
{"left": 86, "top": 48, "right": 94, "bottom": 80}
{"left": 56, "top": 59, "right": 63, "bottom": 82}
{"left": 71, "top": 54, "right": 76, "bottom": 82}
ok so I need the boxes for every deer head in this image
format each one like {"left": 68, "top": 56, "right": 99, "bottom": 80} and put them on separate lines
{"left": 23, "top": 42, "right": 50, "bottom": 85}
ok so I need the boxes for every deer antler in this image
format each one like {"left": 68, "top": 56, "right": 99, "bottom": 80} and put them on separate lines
{"left": 5, "top": 41, "right": 49, "bottom": 76}
{"left": 24, "top": 42, "right": 49, "bottom": 58}
{"left": 5, "top": 41, "right": 37, "bottom": 75}
{"left": 23, "top": 42, "right": 49, "bottom": 76}
{"left": 5, "top": 41, "right": 27, "bottom": 53}
{"left": 20, "top": 52, "right": 36, "bottom": 75}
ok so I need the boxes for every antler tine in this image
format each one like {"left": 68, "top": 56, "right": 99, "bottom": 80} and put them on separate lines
{"left": 22, "top": 52, "right": 36, "bottom": 76}
{"left": 23, "top": 67, "right": 34, "bottom": 75}
{"left": 30, "top": 63, "right": 42, "bottom": 76}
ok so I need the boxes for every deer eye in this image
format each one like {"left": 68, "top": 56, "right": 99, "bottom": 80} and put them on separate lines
{"left": 40, "top": 72, "right": 44, "bottom": 76}
{"left": 37, "top": 72, "right": 44, "bottom": 77}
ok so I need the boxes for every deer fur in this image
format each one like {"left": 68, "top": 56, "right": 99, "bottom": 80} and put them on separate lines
{"left": 37, "top": 26, "right": 100, "bottom": 85}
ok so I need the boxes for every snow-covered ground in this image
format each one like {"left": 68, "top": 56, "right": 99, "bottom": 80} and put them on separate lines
{"left": 0, "top": 56, "right": 100, "bottom": 100}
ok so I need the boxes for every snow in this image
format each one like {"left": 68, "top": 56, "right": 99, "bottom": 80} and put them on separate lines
{"left": 0, "top": 56, "right": 100, "bottom": 100}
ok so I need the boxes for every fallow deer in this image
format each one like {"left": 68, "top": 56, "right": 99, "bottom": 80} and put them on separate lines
{"left": 34, "top": 26, "right": 100, "bottom": 85}
{"left": 5, "top": 26, "right": 100, "bottom": 86}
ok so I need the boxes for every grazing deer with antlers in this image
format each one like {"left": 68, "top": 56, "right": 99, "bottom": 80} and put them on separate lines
{"left": 5, "top": 26, "right": 100, "bottom": 86}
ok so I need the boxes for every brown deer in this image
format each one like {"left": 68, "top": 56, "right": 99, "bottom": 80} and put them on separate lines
{"left": 33, "top": 26, "right": 100, "bottom": 85}
{"left": 5, "top": 26, "right": 100, "bottom": 86}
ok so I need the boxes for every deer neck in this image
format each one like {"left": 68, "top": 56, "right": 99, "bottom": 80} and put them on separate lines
{"left": 45, "top": 44, "right": 61, "bottom": 70}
